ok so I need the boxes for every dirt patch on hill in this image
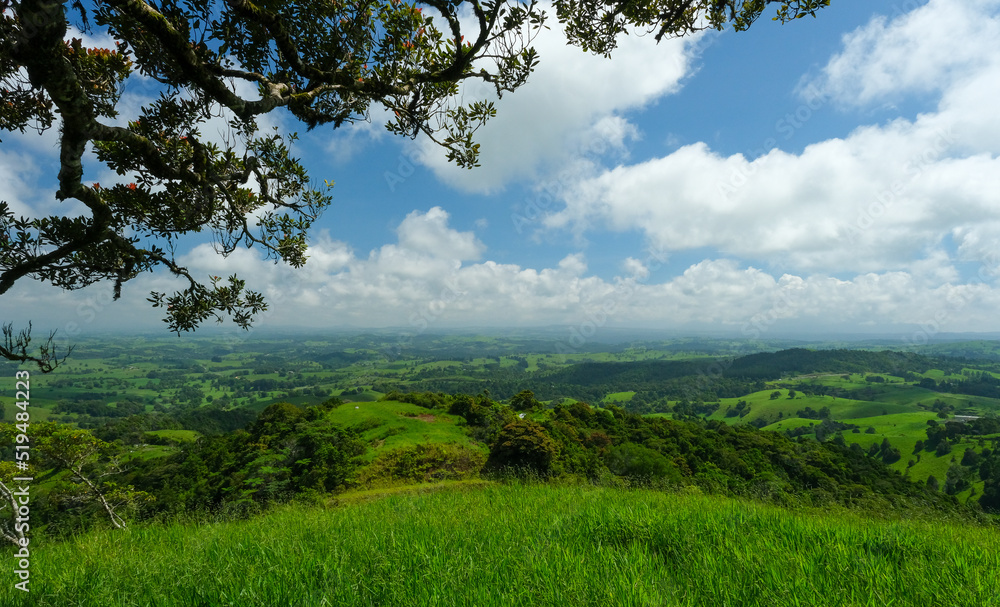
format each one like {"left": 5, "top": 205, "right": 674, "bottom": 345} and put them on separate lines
{"left": 399, "top": 412, "right": 437, "bottom": 422}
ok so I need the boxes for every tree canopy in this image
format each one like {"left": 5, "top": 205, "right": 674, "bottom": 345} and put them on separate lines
{"left": 1, "top": 0, "right": 830, "bottom": 369}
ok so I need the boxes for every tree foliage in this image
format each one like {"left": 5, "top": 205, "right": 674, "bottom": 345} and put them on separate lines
{"left": 2, "top": 0, "right": 831, "bottom": 369}
{"left": 455, "top": 395, "right": 969, "bottom": 516}
{"left": 485, "top": 418, "right": 559, "bottom": 475}
{"left": 605, "top": 441, "right": 680, "bottom": 482}
{"left": 0, "top": 422, "right": 153, "bottom": 538}
{"left": 13, "top": 383, "right": 990, "bottom": 541}
{"left": 509, "top": 389, "right": 541, "bottom": 412}
{"left": 125, "top": 400, "right": 366, "bottom": 515}
{"left": 557, "top": 0, "right": 830, "bottom": 55}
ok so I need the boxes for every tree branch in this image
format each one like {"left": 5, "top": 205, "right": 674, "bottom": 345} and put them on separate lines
{"left": 0, "top": 478, "right": 27, "bottom": 546}
{"left": 1, "top": 322, "right": 72, "bottom": 372}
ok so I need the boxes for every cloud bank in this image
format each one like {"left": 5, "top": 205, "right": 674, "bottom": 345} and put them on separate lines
{"left": 5, "top": 0, "right": 1000, "bottom": 340}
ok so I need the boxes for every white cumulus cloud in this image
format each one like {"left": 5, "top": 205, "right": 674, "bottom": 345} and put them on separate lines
{"left": 544, "top": 0, "right": 1000, "bottom": 281}
{"left": 410, "top": 2, "right": 696, "bottom": 192}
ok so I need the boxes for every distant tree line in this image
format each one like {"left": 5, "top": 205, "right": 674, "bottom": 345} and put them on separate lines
{"left": 921, "top": 372, "right": 1000, "bottom": 400}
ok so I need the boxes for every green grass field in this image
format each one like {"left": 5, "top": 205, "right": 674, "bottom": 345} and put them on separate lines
{"left": 710, "top": 390, "right": 892, "bottom": 423}
{"left": 5, "top": 483, "right": 1000, "bottom": 607}
{"left": 603, "top": 391, "right": 636, "bottom": 403}
{"left": 326, "top": 400, "right": 482, "bottom": 461}
{"left": 143, "top": 429, "right": 202, "bottom": 443}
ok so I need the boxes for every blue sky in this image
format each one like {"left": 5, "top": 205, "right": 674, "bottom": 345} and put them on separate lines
{"left": 4, "top": 0, "right": 1000, "bottom": 343}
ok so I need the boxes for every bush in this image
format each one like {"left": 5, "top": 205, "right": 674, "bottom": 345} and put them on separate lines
{"left": 251, "top": 402, "right": 304, "bottom": 436}
{"left": 605, "top": 443, "right": 682, "bottom": 484}
{"left": 357, "top": 443, "right": 487, "bottom": 487}
{"left": 485, "top": 420, "right": 559, "bottom": 476}
{"left": 510, "top": 390, "right": 542, "bottom": 412}
{"left": 961, "top": 448, "right": 981, "bottom": 467}
{"left": 881, "top": 448, "right": 902, "bottom": 465}
{"left": 979, "top": 477, "right": 1000, "bottom": 512}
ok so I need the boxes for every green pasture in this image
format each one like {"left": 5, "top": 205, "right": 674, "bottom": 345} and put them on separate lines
{"left": 760, "top": 417, "right": 820, "bottom": 433}
{"left": 325, "top": 400, "right": 480, "bottom": 460}
{"left": 143, "top": 429, "right": 202, "bottom": 443}
{"left": 603, "top": 391, "right": 636, "bottom": 403}
{"left": 253, "top": 394, "right": 324, "bottom": 409}
{"left": 2, "top": 402, "right": 52, "bottom": 423}
{"left": 6, "top": 483, "right": 1000, "bottom": 607}
{"left": 832, "top": 413, "right": 985, "bottom": 502}
{"left": 127, "top": 445, "right": 179, "bottom": 460}
{"left": 923, "top": 369, "right": 968, "bottom": 382}
{"left": 709, "top": 389, "right": 914, "bottom": 423}
{"left": 842, "top": 410, "right": 934, "bottom": 433}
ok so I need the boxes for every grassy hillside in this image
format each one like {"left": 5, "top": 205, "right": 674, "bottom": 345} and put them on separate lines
{"left": 325, "top": 399, "right": 480, "bottom": 461}
{"left": 5, "top": 483, "right": 999, "bottom": 606}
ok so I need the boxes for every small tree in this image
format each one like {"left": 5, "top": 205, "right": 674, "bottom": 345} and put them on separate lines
{"left": 605, "top": 442, "right": 680, "bottom": 483}
{"left": 944, "top": 464, "right": 971, "bottom": 496}
{"left": 486, "top": 420, "right": 558, "bottom": 476}
{"left": 980, "top": 477, "right": 1000, "bottom": 512}
{"left": 960, "top": 448, "right": 981, "bottom": 468}
{"left": 509, "top": 390, "right": 541, "bottom": 413}
{"left": 5, "top": 423, "right": 153, "bottom": 531}
{"left": 881, "top": 447, "right": 901, "bottom": 465}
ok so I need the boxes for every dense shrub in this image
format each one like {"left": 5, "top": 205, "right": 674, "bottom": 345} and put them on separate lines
{"left": 357, "top": 444, "right": 487, "bottom": 487}
{"left": 605, "top": 443, "right": 682, "bottom": 484}
{"left": 485, "top": 420, "right": 559, "bottom": 476}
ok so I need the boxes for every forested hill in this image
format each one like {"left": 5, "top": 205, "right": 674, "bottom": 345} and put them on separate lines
{"left": 534, "top": 348, "right": 938, "bottom": 401}
{"left": 724, "top": 348, "right": 936, "bottom": 378}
